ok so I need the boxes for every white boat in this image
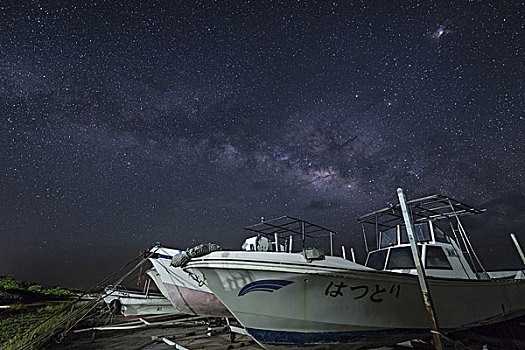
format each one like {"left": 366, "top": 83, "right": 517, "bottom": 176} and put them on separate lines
{"left": 103, "top": 281, "right": 181, "bottom": 320}
{"left": 184, "top": 195, "right": 525, "bottom": 349}
{"left": 145, "top": 267, "right": 170, "bottom": 299}
{"left": 147, "top": 246, "right": 232, "bottom": 317}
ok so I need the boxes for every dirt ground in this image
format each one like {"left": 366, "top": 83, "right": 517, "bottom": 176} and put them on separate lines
{"left": 47, "top": 317, "right": 262, "bottom": 350}
{"left": 46, "top": 315, "right": 525, "bottom": 350}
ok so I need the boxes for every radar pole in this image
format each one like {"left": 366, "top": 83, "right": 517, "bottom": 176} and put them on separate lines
{"left": 397, "top": 188, "right": 443, "bottom": 350}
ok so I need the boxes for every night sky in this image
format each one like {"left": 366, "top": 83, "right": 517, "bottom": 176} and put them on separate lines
{"left": 1, "top": 1, "right": 524, "bottom": 289}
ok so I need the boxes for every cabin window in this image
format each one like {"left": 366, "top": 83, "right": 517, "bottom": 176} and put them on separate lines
{"left": 432, "top": 224, "right": 449, "bottom": 243}
{"left": 366, "top": 250, "right": 388, "bottom": 270}
{"left": 400, "top": 223, "right": 431, "bottom": 244}
{"left": 400, "top": 226, "right": 408, "bottom": 244}
{"left": 425, "top": 246, "right": 452, "bottom": 269}
{"left": 380, "top": 227, "right": 397, "bottom": 248}
{"left": 414, "top": 223, "right": 431, "bottom": 242}
{"left": 386, "top": 247, "right": 417, "bottom": 269}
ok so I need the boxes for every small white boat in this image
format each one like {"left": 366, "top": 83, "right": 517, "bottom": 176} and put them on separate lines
{"left": 184, "top": 195, "right": 525, "bottom": 349}
{"left": 103, "top": 281, "right": 181, "bottom": 320}
{"left": 147, "top": 246, "right": 232, "bottom": 317}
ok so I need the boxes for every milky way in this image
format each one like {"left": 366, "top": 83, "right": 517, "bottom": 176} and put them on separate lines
{"left": 0, "top": 1, "right": 523, "bottom": 288}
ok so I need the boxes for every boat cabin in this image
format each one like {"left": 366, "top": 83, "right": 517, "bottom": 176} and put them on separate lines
{"left": 359, "top": 195, "right": 488, "bottom": 280}
{"left": 365, "top": 221, "right": 477, "bottom": 279}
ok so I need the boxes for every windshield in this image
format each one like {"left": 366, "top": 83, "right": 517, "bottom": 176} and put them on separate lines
{"left": 432, "top": 224, "right": 449, "bottom": 243}
{"left": 366, "top": 250, "right": 388, "bottom": 270}
{"left": 380, "top": 227, "right": 397, "bottom": 248}
{"left": 386, "top": 246, "right": 423, "bottom": 269}
{"left": 400, "top": 223, "right": 431, "bottom": 244}
{"left": 426, "top": 246, "right": 452, "bottom": 269}
{"left": 387, "top": 247, "right": 415, "bottom": 269}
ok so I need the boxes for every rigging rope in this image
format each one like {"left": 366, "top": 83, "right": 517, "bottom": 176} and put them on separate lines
{"left": 18, "top": 248, "right": 159, "bottom": 350}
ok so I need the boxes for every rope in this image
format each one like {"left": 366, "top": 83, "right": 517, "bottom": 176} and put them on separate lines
{"left": 18, "top": 248, "right": 159, "bottom": 350}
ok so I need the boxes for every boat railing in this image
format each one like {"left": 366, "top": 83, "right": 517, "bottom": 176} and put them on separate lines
{"left": 244, "top": 215, "right": 337, "bottom": 256}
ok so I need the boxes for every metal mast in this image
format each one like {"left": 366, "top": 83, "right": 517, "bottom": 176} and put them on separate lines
{"left": 397, "top": 188, "right": 443, "bottom": 350}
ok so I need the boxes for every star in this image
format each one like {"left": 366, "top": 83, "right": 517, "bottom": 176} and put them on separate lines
{"left": 430, "top": 24, "right": 451, "bottom": 40}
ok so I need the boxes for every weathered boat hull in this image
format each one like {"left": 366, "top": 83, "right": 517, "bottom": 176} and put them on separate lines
{"left": 148, "top": 247, "right": 231, "bottom": 317}
{"left": 103, "top": 289, "right": 180, "bottom": 320}
{"left": 186, "top": 251, "right": 525, "bottom": 349}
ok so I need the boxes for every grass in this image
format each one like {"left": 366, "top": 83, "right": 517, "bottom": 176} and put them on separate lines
{"left": 0, "top": 276, "right": 78, "bottom": 304}
{"left": 0, "top": 302, "right": 72, "bottom": 349}
{"left": 0, "top": 276, "right": 86, "bottom": 349}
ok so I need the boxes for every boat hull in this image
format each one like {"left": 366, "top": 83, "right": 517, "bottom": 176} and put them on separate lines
{"left": 186, "top": 251, "right": 525, "bottom": 349}
{"left": 149, "top": 247, "right": 231, "bottom": 317}
{"left": 103, "top": 290, "right": 179, "bottom": 320}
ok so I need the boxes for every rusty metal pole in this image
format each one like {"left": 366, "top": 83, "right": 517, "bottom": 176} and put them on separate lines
{"left": 397, "top": 188, "right": 443, "bottom": 350}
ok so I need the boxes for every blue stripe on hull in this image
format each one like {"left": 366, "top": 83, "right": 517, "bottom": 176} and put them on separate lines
{"left": 245, "top": 327, "right": 427, "bottom": 347}
{"left": 238, "top": 280, "right": 294, "bottom": 296}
